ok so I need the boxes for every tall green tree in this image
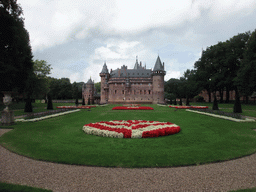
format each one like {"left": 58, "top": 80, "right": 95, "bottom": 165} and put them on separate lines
{"left": 0, "top": 0, "right": 33, "bottom": 93}
{"left": 32, "top": 60, "right": 52, "bottom": 99}
{"left": 236, "top": 30, "right": 256, "bottom": 103}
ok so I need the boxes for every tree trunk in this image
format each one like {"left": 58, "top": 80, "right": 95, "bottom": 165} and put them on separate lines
{"left": 179, "top": 98, "right": 182, "bottom": 106}
{"left": 207, "top": 90, "right": 211, "bottom": 103}
{"left": 233, "top": 87, "right": 242, "bottom": 113}
{"left": 212, "top": 92, "right": 219, "bottom": 110}
{"left": 219, "top": 89, "right": 223, "bottom": 103}
{"left": 225, "top": 87, "right": 230, "bottom": 103}
{"left": 186, "top": 96, "right": 190, "bottom": 106}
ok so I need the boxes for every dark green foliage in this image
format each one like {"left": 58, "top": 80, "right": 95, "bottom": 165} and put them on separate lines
{"left": 47, "top": 95, "right": 53, "bottom": 110}
{"left": 88, "top": 97, "right": 90, "bottom": 105}
{"left": 0, "top": 0, "right": 34, "bottom": 93}
{"left": 24, "top": 96, "right": 32, "bottom": 112}
{"left": 212, "top": 95, "right": 219, "bottom": 110}
{"left": 194, "top": 95, "right": 204, "bottom": 102}
{"left": 82, "top": 98, "right": 85, "bottom": 105}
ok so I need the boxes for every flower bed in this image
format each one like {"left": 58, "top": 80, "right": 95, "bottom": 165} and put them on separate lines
{"left": 83, "top": 120, "right": 180, "bottom": 138}
{"left": 56, "top": 106, "right": 96, "bottom": 109}
{"left": 112, "top": 106, "right": 154, "bottom": 110}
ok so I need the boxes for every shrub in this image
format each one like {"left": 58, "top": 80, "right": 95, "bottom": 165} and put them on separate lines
{"left": 24, "top": 96, "right": 33, "bottom": 112}
{"left": 194, "top": 95, "right": 205, "bottom": 102}
{"left": 47, "top": 95, "right": 53, "bottom": 110}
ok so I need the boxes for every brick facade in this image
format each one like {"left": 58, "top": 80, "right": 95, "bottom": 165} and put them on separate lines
{"left": 83, "top": 56, "right": 166, "bottom": 104}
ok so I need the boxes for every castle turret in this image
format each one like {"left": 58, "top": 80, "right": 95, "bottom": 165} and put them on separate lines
{"left": 152, "top": 56, "right": 166, "bottom": 104}
{"left": 82, "top": 77, "right": 95, "bottom": 104}
{"left": 100, "top": 62, "right": 110, "bottom": 104}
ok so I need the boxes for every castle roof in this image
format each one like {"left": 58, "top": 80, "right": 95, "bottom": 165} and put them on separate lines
{"left": 86, "top": 77, "right": 93, "bottom": 84}
{"left": 100, "top": 62, "right": 109, "bottom": 74}
{"left": 153, "top": 56, "right": 164, "bottom": 71}
{"left": 110, "top": 68, "right": 152, "bottom": 78}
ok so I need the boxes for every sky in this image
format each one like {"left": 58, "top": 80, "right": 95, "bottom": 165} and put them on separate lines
{"left": 18, "top": 0, "right": 256, "bottom": 83}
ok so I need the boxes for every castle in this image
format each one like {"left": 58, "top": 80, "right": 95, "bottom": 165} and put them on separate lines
{"left": 82, "top": 56, "right": 166, "bottom": 104}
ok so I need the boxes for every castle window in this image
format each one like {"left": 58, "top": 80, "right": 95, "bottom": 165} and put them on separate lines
{"left": 144, "top": 90, "right": 146, "bottom": 94}
{"left": 115, "top": 83, "right": 117, "bottom": 86}
{"left": 148, "top": 83, "right": 151, "bottom": 86}
{"left": 140, "top": 90, "right": 142, "bottom": 94}
{"left": 122, "top": 90, "right": 124, "bottom": 94}
{"left": 115, "top": 90, "right": 117, "bottom": 94}
{"left": 149, "top": 90, "right": 151, "bottom": 94}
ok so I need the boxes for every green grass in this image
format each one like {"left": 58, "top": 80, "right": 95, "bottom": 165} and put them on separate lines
{"left": 0, "top": 182, "right": 52, "bottom": 192}
{"left": 229, "top": 188, "right": 256, "bottom": 192}
{"left": 0, "top": 104, "right": 256, "bottom": 168}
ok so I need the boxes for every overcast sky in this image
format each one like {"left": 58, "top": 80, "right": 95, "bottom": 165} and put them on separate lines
{"left": 18, "top": 0, "right": 256, "bottom": 83}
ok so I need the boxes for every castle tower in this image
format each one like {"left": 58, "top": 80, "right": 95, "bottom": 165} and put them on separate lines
{"left": 152, "top": 56, "right": 166, "bottom": 104}
{"left": 99, "top": 62, "right": 110, "bottom": 104}
{"left": 83, "top": 77, "right": 95, "bottom": 104}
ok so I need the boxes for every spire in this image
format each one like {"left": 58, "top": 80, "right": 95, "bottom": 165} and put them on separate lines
{"left": 134, "top": 56, "right": 139, "bottom": 69}
{"left": 87, "top": 77, "right": 93, "bottom": 84}
{"left": 153, "top": 56, "right": 164, "bottom": 71}
{"left": 100, "top": 62, "right": 109, "bottom": 74}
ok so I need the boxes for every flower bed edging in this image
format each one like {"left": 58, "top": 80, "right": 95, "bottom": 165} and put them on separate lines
{"left": 186, "top": 109, "right": 255, "bottom": 122}
{"left": 112, "top": 106, "right": 154, "bottom": 110}
{"left": 83, "top": 120, "right": 180, "bottom": 138}
{"left": 15, "top": 109, "right": 81, "bottom": 122}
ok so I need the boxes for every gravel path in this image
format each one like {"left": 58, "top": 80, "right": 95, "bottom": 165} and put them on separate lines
{"left": 1, "top": 129, "right": 256, "bottom": 192}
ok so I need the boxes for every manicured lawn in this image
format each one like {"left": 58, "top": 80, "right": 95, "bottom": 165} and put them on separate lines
{"left": 0, "top": 104, "right": 256, "bottom": 168}
{"left": 0, "top": 182, "right": 52, "bottom": 192}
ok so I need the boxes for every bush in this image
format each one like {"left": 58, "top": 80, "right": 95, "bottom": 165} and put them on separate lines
{"left": 212, "top": 96, "right": 219, "bottom": 110}
{"left": 24, "top": 96, "right": 33, "bottom": 112}
{"left": 47, "top": 95, "right": 53, "bottom": 110}
{"left": 194, "top": 95, "right": 205, "bottom": 102}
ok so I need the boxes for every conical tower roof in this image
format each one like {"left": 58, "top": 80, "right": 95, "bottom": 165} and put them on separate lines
{"left": 87, "top": 77, "right": 93, "bottom": 84}
{"left": 153, "top": 56, "right": 164, "bottom": 71}
{"left": 100, "top": 62, "right": 109, "bottom": 74}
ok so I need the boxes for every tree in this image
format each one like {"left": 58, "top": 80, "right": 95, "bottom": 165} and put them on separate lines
{"left": 94, "top": 82, "right": 101, "bottom": 94}
{"left": 236, "top": 30, "right": 256, "bottom": 103}
{"left": 0, "top": 0, "right": 34, "bottom": 93}
{"left": 31, "top": 60, "right": 52, "bottom": 99}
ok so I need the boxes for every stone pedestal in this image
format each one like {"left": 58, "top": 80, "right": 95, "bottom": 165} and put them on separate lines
{"left": 1, "top": 110, "right": 14, "bottom": 126}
